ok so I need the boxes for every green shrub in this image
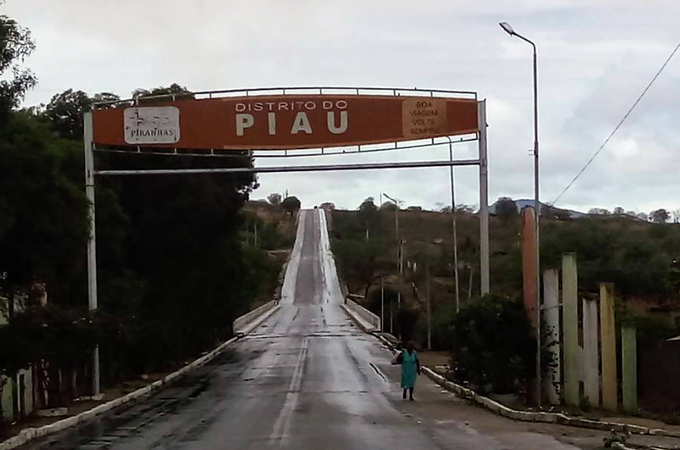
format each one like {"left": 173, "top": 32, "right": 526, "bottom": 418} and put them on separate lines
{"left": 447, "top": 294, "right": 535, "bottom": 394}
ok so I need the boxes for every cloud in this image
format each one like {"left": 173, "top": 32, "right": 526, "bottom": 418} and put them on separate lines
{"left": 5, "top": 0, "right": 680, "bottom": 213}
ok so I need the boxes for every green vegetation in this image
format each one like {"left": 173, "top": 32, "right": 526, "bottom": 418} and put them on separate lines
{"left": 0, "top": 11, "right": 291, "bottom": 411}
{"left": 331, "top": 196, "right": 680, "bottom": 397}
{"left": 446, "top": 295, "right": 535, "bottom": 394}
{"left": 332, "top": 199, "right": 680, "bottom": 311}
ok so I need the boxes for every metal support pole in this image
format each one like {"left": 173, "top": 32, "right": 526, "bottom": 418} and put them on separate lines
{"left": 394, "top": 199, "right": 400, "bottom": 276}
{"left": 506, "top": 28, "right": 541, "bottom": 406}
{"left": 426, "top": 252, "right": 431, "bottom": 350}
{"left": 381, "top": 277, "right": 385, "bottom": 332}
{"left": 531, "top": 41, "right": 541, "bottom": 408}
{"left": 84, "top": 112, "right": 100, "bottom": 396}
{"left": 447, "top": 138, "right": 460, "bottom": 313}
{"left": 390, "top": 299, "right": 393, "bottom": 335}
{"left": 96, "top": 159, "right": 482, "bottom": 176}
{"left": 478, "top": 100, "right": 490, "bottom": 295}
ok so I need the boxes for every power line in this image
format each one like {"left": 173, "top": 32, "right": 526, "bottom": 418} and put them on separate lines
{"left": 552, "top": 41, "right": 680, "bottom": 206}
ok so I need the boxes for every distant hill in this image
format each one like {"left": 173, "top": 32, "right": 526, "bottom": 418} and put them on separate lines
{"left": 489, "top": 198, "right": 586, "bottom": 219}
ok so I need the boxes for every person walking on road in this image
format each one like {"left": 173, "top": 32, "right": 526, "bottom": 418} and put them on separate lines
{"left": 394, "top": 341, "right": 421, "bottom": 401}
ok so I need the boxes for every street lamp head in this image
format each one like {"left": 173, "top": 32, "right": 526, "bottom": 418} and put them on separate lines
{"left": 499, "top": 22, "right": 515, "bottom": 36}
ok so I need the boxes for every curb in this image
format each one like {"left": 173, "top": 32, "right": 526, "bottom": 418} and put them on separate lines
{"left": 0, "top": 334, "right": 238, "bottom": 450}
{"left": 371, "top": 331, "right": 680, "bottom": 440}
{"left": 422, "top": 367, "right": 680, "bottom": 438}
{"left": 0, "top": 301, "right": 283, "bottom": 450}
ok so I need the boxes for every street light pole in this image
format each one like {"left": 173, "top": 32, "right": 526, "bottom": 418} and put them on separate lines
{"left": 383, "top": 193, "right": 403, "bottom": 308}
{"left": 500, "top": 21, "right": 541, "bottom": 406}
{"left": 445, "top": 137, "right": 461, "bottom": 313}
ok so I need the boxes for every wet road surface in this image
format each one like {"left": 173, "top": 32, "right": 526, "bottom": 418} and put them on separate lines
{"left": 24, "top": 209, "right": 585, "bottom": 450}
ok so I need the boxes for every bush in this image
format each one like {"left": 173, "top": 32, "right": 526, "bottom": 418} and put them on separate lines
{"left": 447, "top": 294, "right": 535, "bottom": 394}
{"left": 413, "top": 301, "right": 458, "bottom": 351}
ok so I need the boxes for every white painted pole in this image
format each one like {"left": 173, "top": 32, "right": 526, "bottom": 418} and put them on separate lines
{"left": 84, "top": 112, "right": 100, "bottom": 396}
{"left": 478, "top": 100, "right": 490, "bottom": 295}
{"left": 583, "top": 297, "right": 600, "bottom": 407}
{"left": 543, "top": 269, "right": 561, "bottom": 405}
{"left": 563, "top": 253, "right": 579, "bottom": 407}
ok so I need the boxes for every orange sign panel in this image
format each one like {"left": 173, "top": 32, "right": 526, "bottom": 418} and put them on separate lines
{"left": 92, "top": 95, "right": 478, "bottom": 150}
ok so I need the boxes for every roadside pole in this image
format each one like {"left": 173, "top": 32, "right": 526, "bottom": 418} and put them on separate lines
{"left": 478, "top": 100, "right": 490, "bottom": 295}
{"left": 426, "top": 252, "right": 431, "bottom": 350}
{"left": 446, "top": 137, "right": 461, "bottom": 313}
{"left": 84, "top": 112, "right": 100, "bottom": 396}
{"left": 381, "top": 277, "right": 385, "bottom": 332}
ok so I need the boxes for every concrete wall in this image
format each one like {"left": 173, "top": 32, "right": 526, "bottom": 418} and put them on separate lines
{"left": 1, "top": 368, "right": 34, "bottom": 423}
{"left": 345, "top": 298, "right": 381, "bottom": 332}
{"left": 232, "top": 300, "right": 278, "bottom": 335}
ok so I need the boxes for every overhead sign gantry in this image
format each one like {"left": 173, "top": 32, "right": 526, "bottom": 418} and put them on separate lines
{"left": 84, "top": 86, "right": 490, "bottom": 394}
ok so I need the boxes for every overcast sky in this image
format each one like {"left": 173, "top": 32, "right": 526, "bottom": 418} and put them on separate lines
{"left": 5, "top": 0, "right": 679, "bottom": 213}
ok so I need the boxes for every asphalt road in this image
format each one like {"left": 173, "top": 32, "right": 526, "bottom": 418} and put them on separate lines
{"left": 23, "top": 209, "right": 587, "bottom": 450}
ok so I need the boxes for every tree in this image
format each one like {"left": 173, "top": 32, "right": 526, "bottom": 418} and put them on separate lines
{"left": 380, "top": 202, "right": 397, "bottom": 211}
{"left": 133, "top": 83, "right": 193, "bottom": 103}
{"left": 359, "top": 197, "right": 378, "bottom": 213}
{"left": 0, "top": 5, "right": 37, "bottom": 119}
{"left": 92, "top": 92, "right": 121, "bottom": 104}
{"left": 358, "top": 197, "right": 379, "bottom": 223}
{"left": 495, "top": 197, "right": 518, "bottom": 220}
{"left": 651, "top": 209, "right": 670, "bottom": 224}
{"left": 613, "top": 207, "right": 625, "bottom": 216}
{"left": 333, "top": 239, "right": 382, "bottom": 295}
{"left": 637, "top": 212, "right": 650, "bottom": 222}
{"left": 588, "top": 208, "right": 611, "bottom": 215}
{"left": 43, "top": 90, "right": 122, "bottom": 140}
{"left": 542, "top": 204, "right": 571, "bottom": 221}
{"left": 0, "top": 112, "right": 90, "bottom": 303}
{"left": 44, "top": 89, "right": 93, "bottom": 140}
{"left": 282, "top": 196, "right": 301, "bottom": 215}
{"left": 672, "top": 210, "right": 680, "bottom": 224}
{"left": 267, "top": 193, "right": 282, "bottom": 205}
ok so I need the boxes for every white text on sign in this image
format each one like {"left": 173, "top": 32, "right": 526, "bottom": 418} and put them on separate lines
{"left": 234, "top": 100, "right": 349, "bottom": 136}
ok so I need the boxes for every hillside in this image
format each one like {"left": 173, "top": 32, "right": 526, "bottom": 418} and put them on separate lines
{"left": 329, "top": 203, "right": 680, "bottom": 342}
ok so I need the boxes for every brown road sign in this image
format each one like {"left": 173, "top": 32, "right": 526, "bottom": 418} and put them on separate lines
{"left": 92, "top": 95, "right": 478, "bottom": 150}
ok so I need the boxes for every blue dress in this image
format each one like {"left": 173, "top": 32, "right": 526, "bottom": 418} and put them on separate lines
{"left": 400, "top": 350, "right": 418, "bottom": 389}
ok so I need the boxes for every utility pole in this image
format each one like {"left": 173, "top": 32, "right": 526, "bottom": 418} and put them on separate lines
{"left": 383, "top": 193, "right": 402, "bottom": 308}
{"left": 390, "top": 299, "right": 394, "bottom": 335}
{"left": 84, "top": 112, "right": 100, "bottom": 396}
{"left": 500, "top": 21, "right": 542, "bottom": 406}
{"left": 446, "top": 137, "right": 461, "bottom": 313}
{"left": 381, "top": 277, "right": 385, "bottom": 332}
{"left": 426, "top": 251, "right": 431, "bottom": 351}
